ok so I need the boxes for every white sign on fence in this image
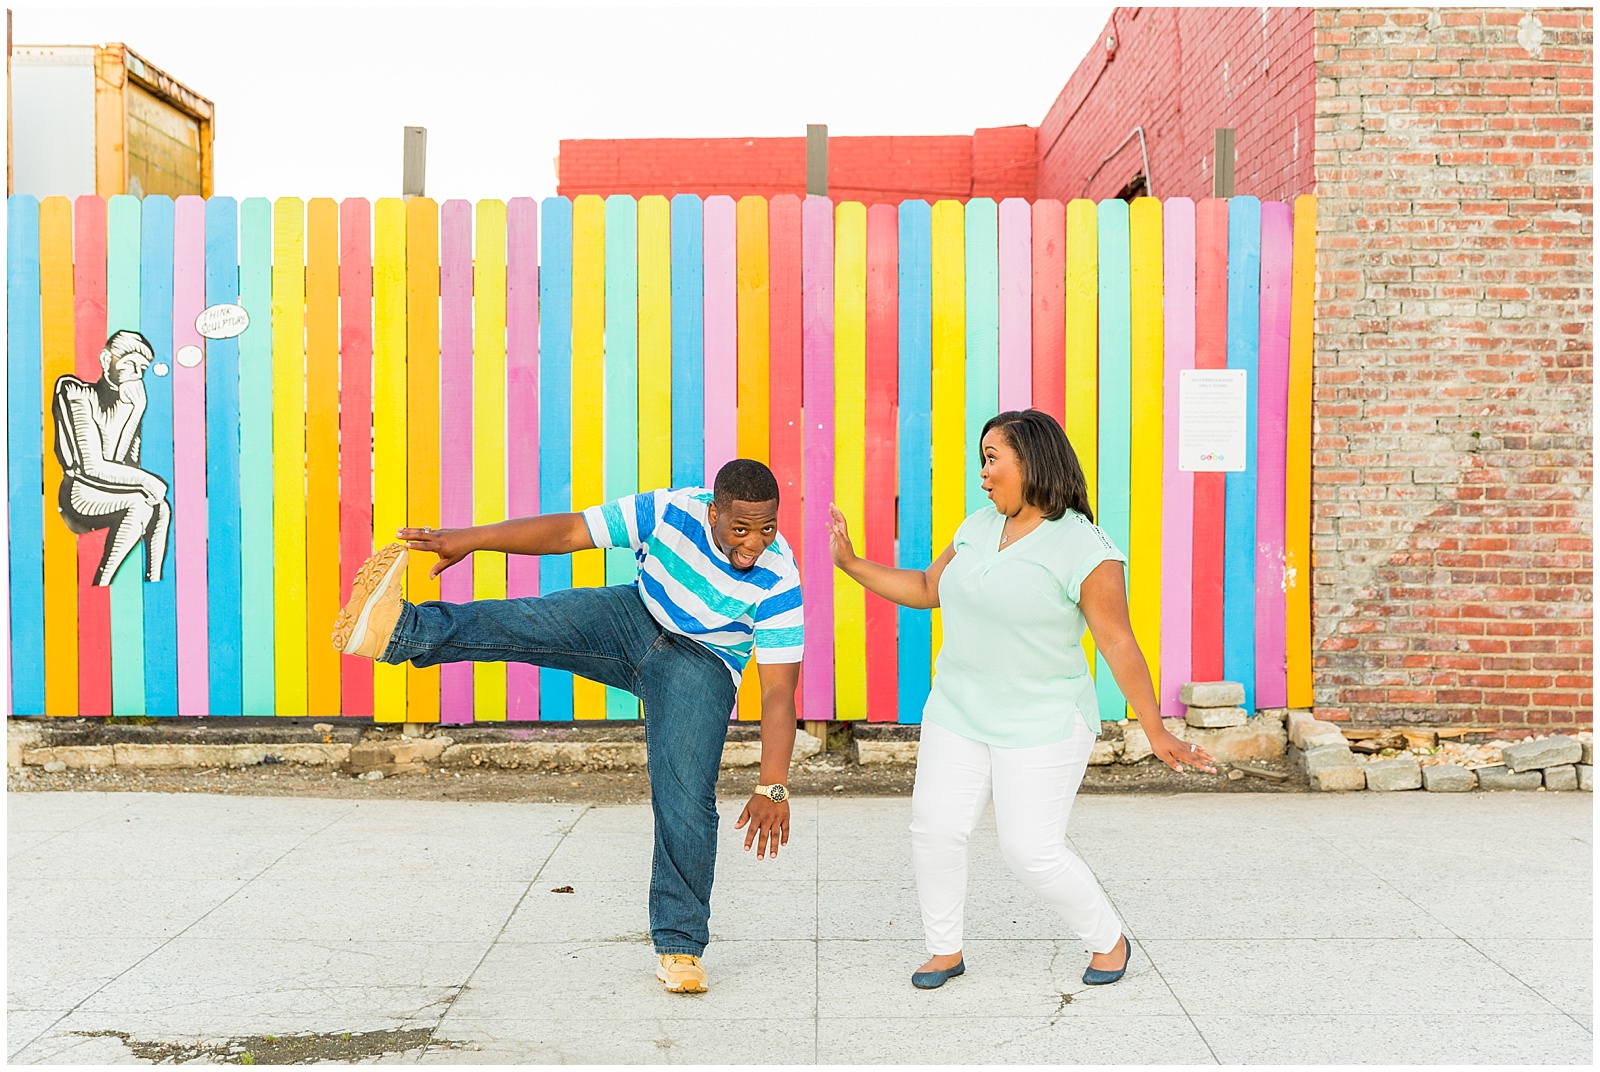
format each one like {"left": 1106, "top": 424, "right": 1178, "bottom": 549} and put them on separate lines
{"left": 195, "top": 303, "right": 249, "bottom": 340}
{"left": 1178, "top": 369, "right": 1248, "bottom": 472}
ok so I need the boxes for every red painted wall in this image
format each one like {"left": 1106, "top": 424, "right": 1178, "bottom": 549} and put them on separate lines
{"left": 557, "top": 9, "right": 1314, "bottom": 207}
{"left": 1038, "top": 7, "right": 1316, "bottom": 203}
{"left": 557, "top": 127, "right": 1037, "bottom": 205}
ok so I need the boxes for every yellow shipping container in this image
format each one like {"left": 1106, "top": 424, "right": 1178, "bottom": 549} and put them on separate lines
{"left": 11, "top": 42, "right": 212, "bottom": 199}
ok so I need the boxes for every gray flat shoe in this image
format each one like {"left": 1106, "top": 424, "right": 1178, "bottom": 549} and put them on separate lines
{"left": 1082, "top": 935, "right": 1130, "bottom": 985}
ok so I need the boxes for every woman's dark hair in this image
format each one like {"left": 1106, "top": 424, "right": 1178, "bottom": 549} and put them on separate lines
{"left": 979, "top": 409, "right": 1094, "bottom": 523}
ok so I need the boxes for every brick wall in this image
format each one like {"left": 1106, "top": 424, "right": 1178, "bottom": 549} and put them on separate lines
{"left": 1037, "top": 7, "right": 1316, "bottom": 203}
{"left": 556, "top": 126, "right": 1037, "bottom": 205}
{"left": 1313, "top": 8, "right": 1593, "bottom": 733}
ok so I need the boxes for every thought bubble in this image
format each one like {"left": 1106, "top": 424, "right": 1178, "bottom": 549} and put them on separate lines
{"left": 195, "top": 303, "right": 249, "bottom": 340}
{"left": 152, "top": 363, "right": 170, "bottom": 377}
{"left": 176, "top": 345, "right": 204, "bottom": 368}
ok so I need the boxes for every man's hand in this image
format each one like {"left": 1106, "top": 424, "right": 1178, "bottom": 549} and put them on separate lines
{"left": 734, "top": 795, "right": 790, "bottom": 860}
{"left": 398, "top": 526, "right": 474, "bottom": 578}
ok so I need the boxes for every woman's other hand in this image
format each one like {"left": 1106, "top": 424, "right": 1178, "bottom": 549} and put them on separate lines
{"left": 826, "top": 503, "right": 859, "bottom": 570}
{"left": 1144, "top": 722, "right": 1218, "bottom": 774}
{"left": 398, "top": 526, "right": 472, "bottom": 579}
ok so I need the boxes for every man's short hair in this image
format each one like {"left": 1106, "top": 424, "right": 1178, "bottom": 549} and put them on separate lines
{"left": 712, "top": 459, "right": 780, "bottom": 510}
{"left": 103, "top": 330, "right": 154, "bottom": 363}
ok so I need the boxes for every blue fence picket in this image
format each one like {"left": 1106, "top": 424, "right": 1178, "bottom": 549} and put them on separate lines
{"left": 538, "top": 197, "right": 575, "bottom": 721}
{"left": 1225, "top": 197, "right": 1262, "bottom": 713}
{"left": 205, "top": 197, "right": 243, "bottom": 714}
{"left": 896, "top": 199, "right": 933, "bottom": 723}
{"left": 670, "top": 195, "right": 705, "bottom": 489}
{"left": 140, "top": 196, "right": 179, "bottom": 716}
{"left": 7, "top": 197, "right": 45, "bottom": 715}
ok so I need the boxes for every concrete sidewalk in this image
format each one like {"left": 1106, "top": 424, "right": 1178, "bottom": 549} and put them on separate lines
{"left": 7, "top": 790, "right": 1593, "bottom": 1065}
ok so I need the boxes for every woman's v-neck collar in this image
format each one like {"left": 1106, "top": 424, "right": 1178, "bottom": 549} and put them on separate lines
{"left": 991, "top": 509, "right": 1048, "bottom": 555}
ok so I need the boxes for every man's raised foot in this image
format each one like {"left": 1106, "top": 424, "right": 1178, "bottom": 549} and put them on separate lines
{"left": 331, "top": 543, "right": 408, "bottom": 659}
{"left": 657, "top": 954, "right": 708, "bottom": 994}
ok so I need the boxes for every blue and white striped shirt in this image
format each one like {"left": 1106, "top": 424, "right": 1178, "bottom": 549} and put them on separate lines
{"left": 582, "top": 487, "right": 804, "bottom": 683}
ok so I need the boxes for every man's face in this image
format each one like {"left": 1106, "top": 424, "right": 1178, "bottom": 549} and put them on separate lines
{"left": 101, "top": 347, "right": 152, "bottom": 389}
{"left": 706, "top": 498, "right": 780, "bottom": 571}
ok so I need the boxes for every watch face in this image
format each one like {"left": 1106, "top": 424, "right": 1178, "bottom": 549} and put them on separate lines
{"left": 769, "top": 785, "right": 788, "bottom": 802}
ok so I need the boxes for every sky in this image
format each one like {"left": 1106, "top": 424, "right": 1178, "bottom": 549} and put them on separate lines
{"left": 13, "top": 2, "right": 1112, "bottom": 202}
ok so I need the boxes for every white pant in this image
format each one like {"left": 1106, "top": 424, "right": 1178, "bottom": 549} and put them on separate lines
{"left": 910, "top": 717, "right": 1123, "bottom": 956}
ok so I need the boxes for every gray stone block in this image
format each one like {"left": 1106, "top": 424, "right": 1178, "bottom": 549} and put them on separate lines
{"left": 854, "top": 740, "right": 917, "bottom": 766}
{"left": 1578, "top": 734, "right": 1593, "bottom": 765}
{"left": 1421, "top": 764, "right": 1477, "bottom": 792}
{"left": 1579, "top": 765, "right": 1593, "bottom": 792}
{"left": 8, "top": 719, "right": 43, "bottom": 769}
{"left": 1255, "top": 707, "right": 1289, "bottom": 725}
{"left": 724, "top": 731, "right": 821, "bottom": 767}
{"left": 1185, "top": 706, "right": 1248, "bottom": 729}
{"left": 1502, "top": 736, "right": 1583, "bottom": 772}
{"left": 1302, "top": 743, "right": 1358, "bottom": 775}
{"left": 1301, "top": 727, "right": 1350, "bottom": 751}
{"left": 22, "top": 745, "right": 114, "bottom": 771}
{"left": 1179, "top": 681, "right": 1246, "bottom": 707}
{"left": 1475, "top": 764, "right": 1543, "bottom": 791}
{"left": 1285, "top": 709, "right": 1317, "bottom": 739}
{"left": 1117, "top": 724, "right": 1153, "bottom": 764}
{"left": 1312, "top": 765, "right": 1367, "bottom": 792}
{"left": 1288, "top": 713, "right": 1348, "bottom": 751}
{"left": 1088, "top": 739, "right": 1122, "bottom": 766}
{"left": 1182, "top": 718, "right": 1286, "bottom": 762}
{"left": 1364, "top": 756, "right": 1422, "bottom": 791}
{"left": 1541, "top": 764, "right": 1578, "bottom": 791}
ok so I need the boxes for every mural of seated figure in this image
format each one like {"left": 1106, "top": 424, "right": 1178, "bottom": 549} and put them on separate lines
{"left": 52, "top": 329, "right": 171, "bottom": 586}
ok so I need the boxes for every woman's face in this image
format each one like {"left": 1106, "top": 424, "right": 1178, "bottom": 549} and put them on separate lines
{"left": 980, "top": 428, "right": 1028, "bottom": 516}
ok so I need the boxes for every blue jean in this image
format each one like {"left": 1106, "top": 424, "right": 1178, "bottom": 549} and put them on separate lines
{"left": 380, "top": 585, "right": 738, "bottom": 956}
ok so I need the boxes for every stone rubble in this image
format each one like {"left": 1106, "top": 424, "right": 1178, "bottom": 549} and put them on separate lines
{"left": 1172, "top": 684, "right": 1286, "bottom": 762}
{"left": 1289, "top": 728, "right": 1592, "bottom": 795}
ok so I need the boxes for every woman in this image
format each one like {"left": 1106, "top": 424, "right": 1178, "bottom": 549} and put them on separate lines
{"left": 827, "top": 409, "right": 1216, "bottom": 990}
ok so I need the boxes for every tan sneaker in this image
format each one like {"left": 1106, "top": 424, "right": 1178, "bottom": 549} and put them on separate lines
{"left": 656, "top": 954, "right": 708, "bottom": 994}
{"left": 331, "top": 543, "right": 408, "bottom": 659}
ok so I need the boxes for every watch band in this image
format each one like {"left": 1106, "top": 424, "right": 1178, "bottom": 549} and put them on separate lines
{"left": 754, "top": 783, "right": 789, "bottom": 802}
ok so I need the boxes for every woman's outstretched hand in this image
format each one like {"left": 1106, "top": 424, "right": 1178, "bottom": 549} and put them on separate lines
{"left": 398, "top": 526, "right": 472, "bottom": 579}
{"left": 1145, "top": 723, "right": 1218, "bottom": 774}
{"left": 826, "top": 503, "right": 859, "bottom": 571}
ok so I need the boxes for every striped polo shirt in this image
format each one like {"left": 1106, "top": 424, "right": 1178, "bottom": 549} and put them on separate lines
{"left": 581, "top": 487, "right": 804, "bottom": 683}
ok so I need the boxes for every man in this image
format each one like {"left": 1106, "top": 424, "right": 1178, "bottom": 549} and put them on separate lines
{"left": 332, "top": 459, "right": 802, "bottom": 994}
{"left": 52, "top": 330, "right": 171, "bottom": 586}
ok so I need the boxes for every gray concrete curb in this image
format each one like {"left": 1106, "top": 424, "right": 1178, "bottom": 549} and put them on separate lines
{"left": 6, "top": 720, "right": 821, "bottom": 774}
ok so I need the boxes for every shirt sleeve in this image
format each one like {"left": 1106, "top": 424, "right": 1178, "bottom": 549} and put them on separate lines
{"left": 1063, "top": 519, "right": 1129, "bottom": 605}
{"left": 950, "top": 508, "right": 992, "bottom": 553}
{"left": 582, "top": 490, "right": 659, "bottom": 552}
{"left": 751, "top": 557, "right": 804, "bottom": 665}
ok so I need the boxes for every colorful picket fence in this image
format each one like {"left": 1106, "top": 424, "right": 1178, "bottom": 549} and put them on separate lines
{"left": 5, "top": 192, "right": 1316, "bottom": 724}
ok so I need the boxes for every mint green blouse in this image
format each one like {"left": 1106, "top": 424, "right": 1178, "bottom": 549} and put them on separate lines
{"left": 923, "top": 506, "right": 1128, "bottom": 748}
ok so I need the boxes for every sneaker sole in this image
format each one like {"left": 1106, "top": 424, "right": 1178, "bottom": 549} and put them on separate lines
{"left": 331, "top": 543, "right": 408, "bottom": 655}
{"left": 657, "top": 974, "right": 708, "bottom": 994}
